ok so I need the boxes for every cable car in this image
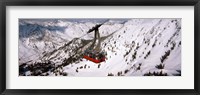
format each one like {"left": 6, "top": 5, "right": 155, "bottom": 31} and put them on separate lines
{"left": 83, "top": 53, "right": 106, "bottom": 63}
{"left": 82, "top": 21, "right": 108, "bottom": 63}
{"left": 83, "top": 49, "right": 107, "bottom": 63}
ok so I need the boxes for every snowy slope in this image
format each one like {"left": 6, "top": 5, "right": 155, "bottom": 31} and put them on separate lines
{"left": 19, "top": 19, "right": 181, "bottom": 76}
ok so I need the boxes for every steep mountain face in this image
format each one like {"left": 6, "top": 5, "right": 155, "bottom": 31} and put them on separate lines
{"left": 101, "top": 19, "right": 181, "bottom": 76}
{"left": 19, "top": 19, "right": 181, "bottom": 76}
{"left": 19, "top": 20, "right": 95, "bottom": 64}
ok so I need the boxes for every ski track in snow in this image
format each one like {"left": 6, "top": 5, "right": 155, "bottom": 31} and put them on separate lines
{"left": 19, "top": 19, "right": 181, "bottom": 76}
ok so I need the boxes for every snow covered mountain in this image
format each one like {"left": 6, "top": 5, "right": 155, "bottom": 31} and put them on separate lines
{"left": 19, "top": 18, "right": 181, "bottom": 76}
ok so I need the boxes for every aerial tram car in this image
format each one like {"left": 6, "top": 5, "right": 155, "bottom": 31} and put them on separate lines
{"left": 82, "top": 21, "right": 108, "bottom": 63}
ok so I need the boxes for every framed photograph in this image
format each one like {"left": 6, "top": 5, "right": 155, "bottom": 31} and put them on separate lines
{"left": 1, "top": 0, "right": 200, "bottom": 95}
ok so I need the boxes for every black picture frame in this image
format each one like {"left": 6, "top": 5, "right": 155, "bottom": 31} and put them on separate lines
{"left": 0, "top": 0, "right": 200, "bottom": 95}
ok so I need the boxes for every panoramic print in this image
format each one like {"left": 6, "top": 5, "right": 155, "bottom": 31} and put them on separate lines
{"left": 19, "top": 18, "right": 181, "bottom": 76}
